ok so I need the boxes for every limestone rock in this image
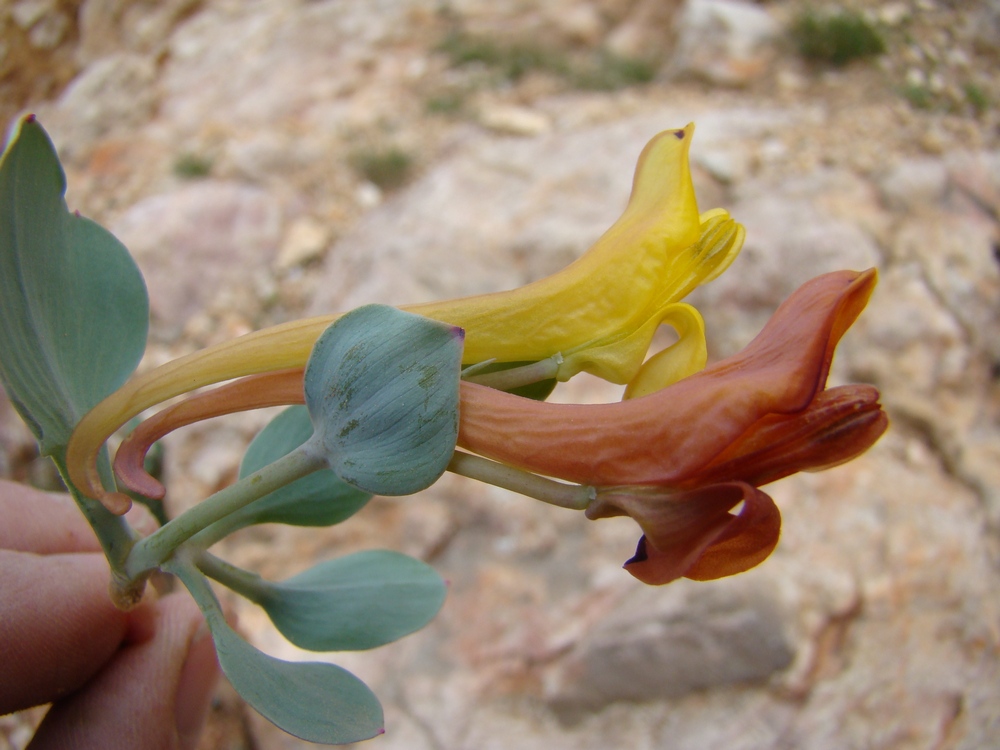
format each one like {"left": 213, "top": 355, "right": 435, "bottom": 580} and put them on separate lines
{"left": 42, "top": 52, "right": 157, "bottom": 156}
{"left": 604, "top": 0, "right": 684, "bottom": 62}
{"left": 110, "top": 180, "right": 283, "bottom": 337}
{"left": 275, "top": 215, "right": 330, "bottom": 271}
{"left": 479, "top": 104, "right": 553, "bottom": 136}
{"left": 543, "top": 579, "right": 794, "bottom": 720}
{"left": 689, "top": 168, "right": 883, "bottom": 357}
{"left": 77, "top": 0, "right": 203, "bottom": 63}
{"left": 668, "top": 0, "right": 779, "bottom": 86}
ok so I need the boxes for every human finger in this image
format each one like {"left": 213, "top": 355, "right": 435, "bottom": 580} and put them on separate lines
{"left": 29, "top": 590, "right": 221, "bottom": 750}
{"left": 0, "top": 550, "right": 132, "bottom": 714}
{"left": 0, "top": 479, "right": 160, "bottom": 554}
{"left": 0, "top": 480, "right": 102, "bottom": 554}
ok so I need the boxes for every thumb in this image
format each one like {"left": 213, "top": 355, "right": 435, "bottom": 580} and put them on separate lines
{"left": 29, "top": 590, "right": 220, "bottom": 750}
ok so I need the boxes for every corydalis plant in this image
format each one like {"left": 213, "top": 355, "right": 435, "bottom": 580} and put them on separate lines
{"left": 0, "top": 113, "right": 885, "bottom": 745}
{"left": 112, "top": 270, "right": 887, "bottom": 586}
{"left": 66, "top": 123, "right": 745, "bottom": 513}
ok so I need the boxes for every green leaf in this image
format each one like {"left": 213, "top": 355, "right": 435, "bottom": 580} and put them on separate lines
{"left": 304, "top": 304, "right": 463, "bottom": 496}
{"left": 0, "top": 115, "right": 148, "bottom": 455}
{"left": 467, "top": 360, "right": 557, "bottom": 400}
{"left": 218, "top": 550, "right": 446, "bottom": 652}
{"left": 231, "top": 406, "right": 370, "bottom": 528}
{"left": 171, "top": 559, "right": 384, "bottom": 744}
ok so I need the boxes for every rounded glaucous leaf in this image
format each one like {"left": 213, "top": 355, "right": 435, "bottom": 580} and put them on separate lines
{"left": 304, "top": 304, "right": 464, "bottom": 496}
{"left": 231, "top": 406, "right": 371, "bottom": 528}
{"left": 246, "top": 550, "right": 446, "bottom": 652}
{"left": 171, "top": 560, "right": 384, "bottom": 744}
{"left": 0, "top": 115, "right": 148, "bottom": 454}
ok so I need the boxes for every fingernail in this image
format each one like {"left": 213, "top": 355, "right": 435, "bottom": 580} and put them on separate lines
{"left": 174, "top": 622, "right": 220, "bottom": 749}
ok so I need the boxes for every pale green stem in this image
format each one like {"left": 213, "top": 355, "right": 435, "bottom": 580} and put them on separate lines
{"left": 447, "top": 450, "right": 594, "bottom": 511}
{"left": 195, "top": 550, "right": 270, "bottom": 603}
{"left": 126, "top": 442, "right": 326, "bottom": 577}
{"left": 164, "top": 552, "right": 229, "bottom": 631}
{"left": 462, "top": 355, "right": 562, "bottom": 391}
{"left": 50, "top": 449, "right": 145, "bottom": 608}
{"left": 187, "top": 499, "right": 265, "bottom": 551}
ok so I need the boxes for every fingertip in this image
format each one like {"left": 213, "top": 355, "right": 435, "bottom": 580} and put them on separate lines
{"left": 174, "top": 621, "right": 221, "bottom": 749}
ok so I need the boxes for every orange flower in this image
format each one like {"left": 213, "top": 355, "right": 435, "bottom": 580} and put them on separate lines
{"left": 456, "top": 269, "right": 887, "bottom": 583}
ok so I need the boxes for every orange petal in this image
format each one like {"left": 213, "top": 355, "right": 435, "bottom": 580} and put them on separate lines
{"left": 682, "top": 484, "right": 781, "bottom": 581}
{"left": 686, "top": 384, "right": 888, "bottom": 489}
{"left": 458, "top": 269, "right": 878, "bottom": 486}
{"left": 587, "top": 482, "right": 779, "bottom": 585}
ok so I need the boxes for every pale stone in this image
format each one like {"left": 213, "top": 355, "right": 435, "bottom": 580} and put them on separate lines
{"left": 605, "top": 0, "right": 684, "bottom": 61}
{"left": 479, "top": 104, "right": 553, "bottom": 136}
{"left": 878, "top": 155, "right": 949, "bottom": 211}
{"left": 110, "top": 181, "right": 283, "bottom": 338}
{"left": 10, "top": 0, "right": 53, "bottom": 30}
{"left": 275, "top": 216, "right": 330, "bottom": 271}
{"left": 543, "top": 579, "right": 794, "bottom": 719}
{"left": 879, "top": 2, "right": 911, "bottom": 25}
{"left": 544, "top": 2, "right": 606, "bottom": 45}
{"left": 695, "top": 145, "right": 750, "bottom": 184}
{"left": 669, "top": 0, "right": 779, "bottom": 86}
{"left": 690, "top": 168, "right": 884, "bottom": 355}
{"left": 28, "top": 10, "right": 68, "bottom": 49}
{"left": 46, "top": 52, "right": 157, "bottom": 153}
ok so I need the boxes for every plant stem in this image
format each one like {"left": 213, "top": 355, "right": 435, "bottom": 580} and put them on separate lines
{"left": 51, "top": 450, "right": 147, "bottom": 608}
{"left": 164, "top": 552, "right": 228, "bottom": 630}
{"left": 186, "top": 505, "right": 256, "bottom": 551}
{"left": 447, "top": 450, "right": 594, "bottom": 511}
{"left": 195, "top": 550, "right": 270, "bottom": 604}
{"left": 126, "top": 443, "right": 326, "bottom": 577}
{"left": 462, "top": 355, "right": 561, "bottom": 391}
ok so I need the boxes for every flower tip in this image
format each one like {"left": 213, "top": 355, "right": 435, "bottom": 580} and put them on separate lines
{"left": 625, "top": 535, "right": 649, "bottom": 566}
{"left": 113, "top": 446, "right": 168, "bottom": 500}
{"left": 102, "top": 491, "right": 134, "bottom": 516}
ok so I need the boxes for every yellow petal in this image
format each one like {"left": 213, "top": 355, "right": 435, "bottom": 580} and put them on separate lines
{"left": 556, "top": 210, "right": 741, "bottom": 384}
{"left": 622, "top": 303, "right": 707, "bottom": 399}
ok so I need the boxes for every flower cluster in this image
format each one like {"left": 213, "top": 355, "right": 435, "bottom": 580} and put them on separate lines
{"left": 73, "top": 125, "right": 887, "bottom": 586}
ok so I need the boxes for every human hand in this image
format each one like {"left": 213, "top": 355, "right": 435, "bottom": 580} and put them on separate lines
{"left": 0, "top": 480, "right": 220, "bottom": 750}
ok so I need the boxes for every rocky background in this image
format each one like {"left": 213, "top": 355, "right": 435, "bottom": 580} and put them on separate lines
{"left": 2, "top": 0, "right": 999, "bottom": 748}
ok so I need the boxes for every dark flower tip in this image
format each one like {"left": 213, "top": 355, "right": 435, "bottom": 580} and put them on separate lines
{"left": 625, "top": 536, "right": 649, "bottom": 566}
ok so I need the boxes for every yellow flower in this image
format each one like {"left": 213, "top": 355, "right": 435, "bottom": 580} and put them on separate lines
{"left": 68, "top": 124, "right": 743, "bottom": 509}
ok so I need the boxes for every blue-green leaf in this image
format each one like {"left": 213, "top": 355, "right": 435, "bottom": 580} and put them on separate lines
{"left": 232, "top": 406, "right": 370, "bottom": 528}
{"left": 171, "top": 560, "right": 384, "bottom": 744}
{"left": 0, "top": 115, "right": 148, "bottom": 455}
{"left": 304, "top": 304, "right": 463, "bottom": 496}
{"left": 218, "top": 550, "right": 446, "bottom": 652}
